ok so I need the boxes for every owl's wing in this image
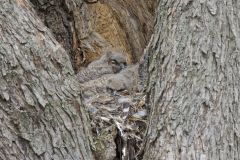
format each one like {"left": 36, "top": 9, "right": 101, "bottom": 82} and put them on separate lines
{"left": 106, "top": 65, "right": 139, "bottom": 92}
{"left": 80, "top": 74, "right": 115, "bottom": 98}
{"left": 77, "top": 65, "right": 114, "bottom": 83}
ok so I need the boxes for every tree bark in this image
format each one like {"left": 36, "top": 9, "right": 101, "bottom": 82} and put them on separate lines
{"left": 143, "top": 0, "right": 240, "bottom": 159}
{"left": 29, "top": 0, "right": 155, "bottom": 71}
{"left": 0, "top": 0, "right": 93, "bottom": 159}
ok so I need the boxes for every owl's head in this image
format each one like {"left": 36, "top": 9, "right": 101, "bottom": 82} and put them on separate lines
{"left": 106, "top": 51, "right": 127, "bottom": 73}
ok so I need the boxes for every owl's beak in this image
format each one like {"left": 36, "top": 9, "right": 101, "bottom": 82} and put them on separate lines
{"left": 120, "top": 63, "right": 127, "bottom": 69}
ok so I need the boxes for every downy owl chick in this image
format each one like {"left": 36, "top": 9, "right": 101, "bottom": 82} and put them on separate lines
{"left": 77, "top": 51, "right": 127, "bottom": 83}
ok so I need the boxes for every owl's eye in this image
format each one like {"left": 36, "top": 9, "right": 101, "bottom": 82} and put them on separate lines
{"left": 110, "top": 60, "right": 117, "bottom": 65}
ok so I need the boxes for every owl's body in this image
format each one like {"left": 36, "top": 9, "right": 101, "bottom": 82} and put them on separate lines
{"left": 106, "top": 64, "right": 139, "bottom": 93}
{"left": 77, "top": 66, "right": 114, "bottom": 83}
{"left": 80, "top": 73, "right": 113, "bottom": 98}
{"left": 77, "top": 51, "right": 127, "bottom": 83}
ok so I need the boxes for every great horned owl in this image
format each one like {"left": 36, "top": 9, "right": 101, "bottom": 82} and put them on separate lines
{"left": 77, "top": 51, "right": 127, "bottom": 83}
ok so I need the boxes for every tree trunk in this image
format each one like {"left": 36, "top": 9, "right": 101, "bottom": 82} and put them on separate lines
{"left": 29, "top": 0, "right": 155, "bottom": 71}
{"left": 0, "top": 0, "right": 93, "bottom": 159}
{"left": 143, "top": 0, "right": 240, "bottom": 159}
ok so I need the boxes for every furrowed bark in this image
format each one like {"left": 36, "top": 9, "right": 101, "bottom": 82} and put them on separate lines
{"left": 29, "top": 0, "right": 155, "bottom": 71}
{"left": 0, "top": 0, "right": 93, "bottom": 159}
{"left": 143, "top": 0, "right": 240, "bottom": 159}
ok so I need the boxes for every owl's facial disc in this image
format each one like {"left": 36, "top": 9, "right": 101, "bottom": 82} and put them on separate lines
{"left": 107, "top": 52, "right": 127, "bottom": 73}
{"left": 110, "top": 60, "right": 127, "bottom": 73}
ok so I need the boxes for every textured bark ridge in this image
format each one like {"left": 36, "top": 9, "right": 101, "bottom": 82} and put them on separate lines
{"left": 143, "top": 0, "right": 240, "bottom": 159}
{"left": 0, "top": 1, "right": 93, "bottom": 159}
{"left": 29, "top": 0, "right": 155, "bottom": 72}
